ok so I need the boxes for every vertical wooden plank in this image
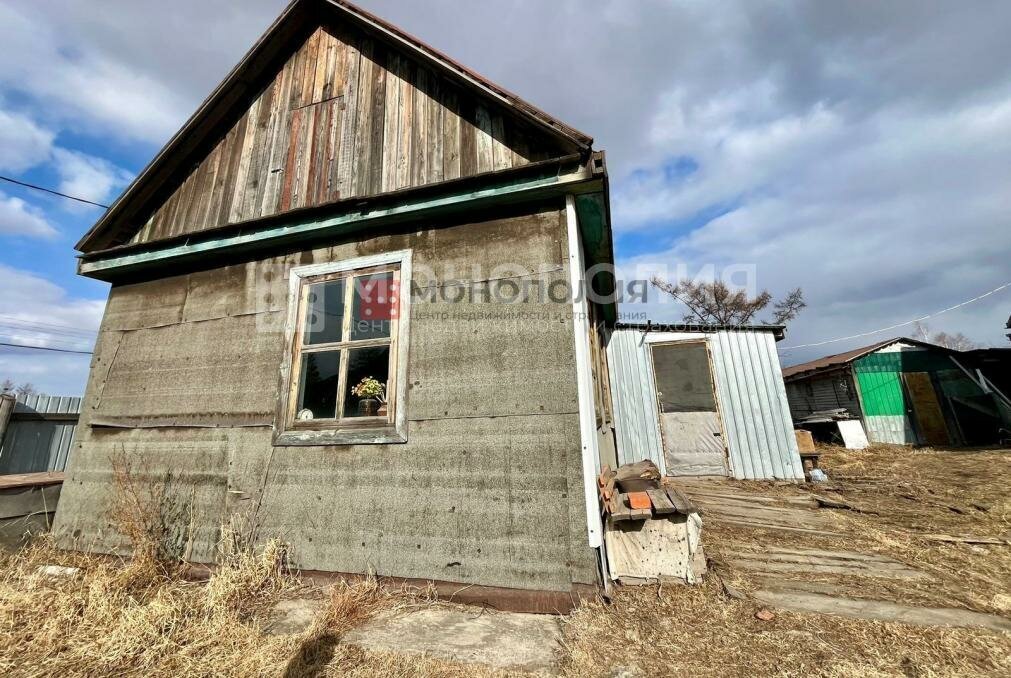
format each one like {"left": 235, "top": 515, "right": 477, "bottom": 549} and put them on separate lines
{"left": 319, "top": 100, "right": 335, "bottom": 205}
{"left": 258, "top": 55, "right": 296, "bottom": 218}
{"left": 335, "top": 35, "right": 360, "bottom": 198}
{"left": 305, "top": 101, "right": 325, "bottom": 206}
{"left": 300, "top": 28, "right": 322, "bottom": 107}
{"left": 396, "top": 56, "right": 413, "bottom": 190}
{"left": 158, "top": 179, "right": 186, "bottom": 240}
{"left": 180, "top": 157, "right": 211, "bottom": 234}
{"left": 428, "top": 73, "right": 443, "bottom": 184}
{"left": 198, "top": 142, "right": 224, "bottom": 230}
{"left": 491, "top": 113, "right": 511, "bottom": 171}
{"left": 167, "top": 173, "right": 195, "bottom": 237}
{"left": 442, "top": 87, "right": 461, "bottom": 181}
{"left": 228, "top": 96, "right": 261, "bottom": 222}
{"left": 239, "top": 84, "right": 276, "bottom": 220}
{"left": 411, "top": 67, "right": 428, "bottom": 186}
{"left": 293, "top": 104, "right": 315, "bottom": 209}
{"left": 459, "top": 100, "right": 477, "bottom": 177}
{"left": 351, "top": 38, "right": 375, "bottom": 197}
{"left": 474, "top": 104, "right": 494, "bottom": 173}
{"left": 134, "top": 215, "right": 155, "bottom": 244}
{"left": 314, "top": 30, "right": 333, "bottom": 103}
{"left": 216, "top": 113, "right": 249, "bottom": 225}
{"left": 329, "top": 100, "right": 346, "bottom": 202}
{"left": 147, "top": 191, "right": 173, "bottom": 242}
{"left": 288, "top": 38, "right": 308, "bottom": 110}
{"left": 367, "top": 44, "right": 387, "bottom": 196}
{"left": 381, "top": 51, "right": 401, "bottom": 193}
{"left": 280, "top": 107, "right": 302, "bottom": 211}
{"left": 205, "top": 133, "right": 232, "bottom": 226}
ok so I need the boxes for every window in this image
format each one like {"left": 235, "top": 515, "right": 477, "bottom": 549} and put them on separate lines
{"left": 275, "top": 251, "right": 412, "bottom": 445}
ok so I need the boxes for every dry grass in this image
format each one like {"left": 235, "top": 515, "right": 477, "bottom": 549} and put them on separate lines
{"left": 1, "top": 444, "right": 1008, "bottom": 676}
{"left": 562, "top": 579, "right": 1011, "bottom": 677}
{"left": 0, "top": 539, "right": 503, "bottom": 677}
{"left": 559, "top": 443, "right": 1011, "bottom": 677}
{"left": 819, "top": 444, "right": 1011, "bottom": 614}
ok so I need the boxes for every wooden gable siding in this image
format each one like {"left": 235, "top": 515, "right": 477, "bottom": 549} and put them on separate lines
{"left": 129, "top": 24, "right": 564, "bottom": 246}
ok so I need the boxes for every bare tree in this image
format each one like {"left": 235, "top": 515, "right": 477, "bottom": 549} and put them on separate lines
{"left": 931, "top": 331, "right": 979, "bottom": 351}
{"left": 15, "top": 382, "right": 37, "bottom": 397}
{"left": 0, "top": 380, "right": 37, "bottom": 397}
{"left": 649, "top": 277, "right": 806, "bottom": 326}
{"left": 912, "top": 322, "right": 979, "bottom": 350}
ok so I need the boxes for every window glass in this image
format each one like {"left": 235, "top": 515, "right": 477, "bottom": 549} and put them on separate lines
{"left": 303, "top": 279, "right": 345, "bottom": 345}
{"left": 296, "top": 350, "right": 341, "bottom": 419}
{"left": 342, "top": 345, "right": 390, "bottom": 417}
{"left": 350, "top": 272, "right": 395, "bottom": 341}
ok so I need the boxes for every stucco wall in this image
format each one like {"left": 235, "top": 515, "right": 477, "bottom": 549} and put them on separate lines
{"left": 53, "top": 203, "right": 599, "bottom": 592}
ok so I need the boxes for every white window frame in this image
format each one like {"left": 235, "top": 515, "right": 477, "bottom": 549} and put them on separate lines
{"left": 274, "top": 249, "right": 412, "bottom": 446}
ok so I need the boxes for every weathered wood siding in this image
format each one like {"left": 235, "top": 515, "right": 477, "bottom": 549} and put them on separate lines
{"left": 54, "top": 205, "right": 598, "bottom": 593}
{"left": 129, "top": 25, "right": 566, "bottom": 246}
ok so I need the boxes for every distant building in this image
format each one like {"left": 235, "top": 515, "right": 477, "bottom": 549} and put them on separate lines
{"left": 783, "top": 338, "right": 1010, "bottom": 446}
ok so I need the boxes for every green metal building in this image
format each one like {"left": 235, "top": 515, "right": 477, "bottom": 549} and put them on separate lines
{"left": 784, "top": 338, "right": 1010, "bottom": 446}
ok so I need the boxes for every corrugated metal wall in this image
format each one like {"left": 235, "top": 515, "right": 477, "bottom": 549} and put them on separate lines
{"left": 784, "top": 372, "right": 863, "bottom": 418}
{"left": 606, "top": 329, "right": 667, "bottom": 472}
{"left": 606, "top": 328, "right": 804, "bottom": 480}
{"left": 0, "top": 394, "right": 80, "bottom": 474}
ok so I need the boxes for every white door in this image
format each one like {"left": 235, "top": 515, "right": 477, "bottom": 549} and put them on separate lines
{"left": 650, "top": 341, "right": 728, "bottom": 476}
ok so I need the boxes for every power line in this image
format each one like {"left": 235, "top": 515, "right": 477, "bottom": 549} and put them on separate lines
{"left": 778, "top": 280, "right": 1011, "bottom": 351}
{"left": 0, "top": 175, "right": 110, "bottom": 209}
{"left": 0, "top": 323, "right": 97, "bottom": 340}
{"left": 0, "top": 341, "right": 93, "bottom": 355}
{"left": 0, "top": 314, "right": 97, "bottom": 331}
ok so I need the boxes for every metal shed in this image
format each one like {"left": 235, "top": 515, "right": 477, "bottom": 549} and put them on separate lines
{"left": 0, "top": 394, "right": 80, "bottom": 475}
{"left": 783, "top": 338, "right": 1009, "bottom": 446}
{"left": 606, "top": 324, "right": 804, "bottom": 481}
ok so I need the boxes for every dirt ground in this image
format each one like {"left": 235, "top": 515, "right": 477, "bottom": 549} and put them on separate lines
{"left": 1, "top": 444, "right": 1008, "bottom": 677}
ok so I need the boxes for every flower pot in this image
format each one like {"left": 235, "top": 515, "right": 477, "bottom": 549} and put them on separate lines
{"left": 358, "top": 398, "right": 379, "bottom": 417}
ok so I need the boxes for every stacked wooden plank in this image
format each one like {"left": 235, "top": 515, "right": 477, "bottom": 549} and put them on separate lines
{"left": 598, "top": 462, "right": 699, "bottom": 523}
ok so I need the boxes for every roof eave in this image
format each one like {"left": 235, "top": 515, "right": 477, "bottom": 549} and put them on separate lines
{"left": 616, "top": 321, "right": 787, "bottom": 341}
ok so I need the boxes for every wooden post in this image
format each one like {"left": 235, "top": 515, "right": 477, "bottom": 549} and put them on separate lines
{"left": 0, "top": 393, "right": 14, "bottom": 448}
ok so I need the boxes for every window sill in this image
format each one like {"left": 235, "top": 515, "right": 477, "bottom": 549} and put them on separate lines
{"left": 273, "top": 425, "right": 408, "bottom": 446}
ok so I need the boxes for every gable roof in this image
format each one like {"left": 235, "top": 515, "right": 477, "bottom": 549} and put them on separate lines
{"left": 782, "top": 337, "right": 952, "bottom": 380}
{"left": 76, "top": 0, "right": 593, "bottom": 253}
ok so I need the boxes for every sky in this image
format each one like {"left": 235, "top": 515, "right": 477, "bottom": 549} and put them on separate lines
{"left": 1, "top": 0, "right": 1009, "bottom": 395}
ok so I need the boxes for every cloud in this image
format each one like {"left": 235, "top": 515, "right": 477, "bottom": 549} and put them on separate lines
{"left": 0, "top": 2, "right": 273, "bottom": 145}
{"left": 52, "top": 148, "right": 133, "bottom": 207}
{"left": 0, "top": 0, "right": 1009, "bottom": 371}
{"left": 0, "top": 108, "right": 54, "bottom": 173}
{"left": 0, "top": 264, "right": 104, "bottom": 395}
{"left": 0, "top": 193, "right": 58, "bottom": 238}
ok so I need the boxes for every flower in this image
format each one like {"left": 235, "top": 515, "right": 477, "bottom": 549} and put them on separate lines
{"left": 351, "top": 376, "right": 385, "bottom": 401}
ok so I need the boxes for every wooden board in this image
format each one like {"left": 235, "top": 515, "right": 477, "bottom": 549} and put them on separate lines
{"left": 646, "top": 488, "right": 677, "bottom": 515}
{"left": 128, "top": 24, "right": 571, "bottom": 247}
{"left": 903, "top": 371, "right": 950, "bottom": 446}
{"left": 664, "top": 487, "right": 700, "bottom": 514}
{"left": 753, "top": 589, "right": 1011, "bottom": 632}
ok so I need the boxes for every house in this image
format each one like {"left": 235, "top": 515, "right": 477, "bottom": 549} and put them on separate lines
{"left": 606, "top": 324, "right": 804, "bottom": 480}
{"left": 52, "top": 0, "right": 616, "bottom": 610}
{"left": 783, "top": 338, "right": 1008, "bottom": 446}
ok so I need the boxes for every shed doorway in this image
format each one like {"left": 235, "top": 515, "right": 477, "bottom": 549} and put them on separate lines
{"left": 650, "top": 341, "right": 728, "bottom": 476}
{"left": 903, "top": 371, "right": 951, "bottom": 446}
